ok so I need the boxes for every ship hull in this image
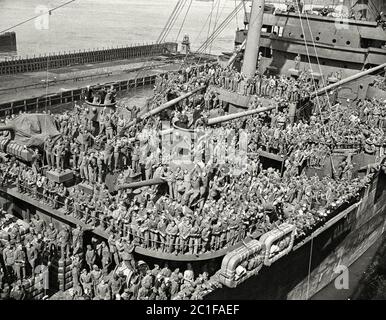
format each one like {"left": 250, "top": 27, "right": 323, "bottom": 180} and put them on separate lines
{"left": 205, "top": 171, "right": 386, "bottom": 300}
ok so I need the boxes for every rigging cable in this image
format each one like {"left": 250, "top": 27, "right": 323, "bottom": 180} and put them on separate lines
{"left": 0, "top": 0, "right": 77, "bottom": 34}
{"left": 209, "top": 0, "right": 224, "bottom": 54}
{"left": 161, "top": 0, "right": 189, "bottom": 43}
{"left": 303, "top": 11, "right": 334, "bottom": 114}
{"left": 296, "top": 8, "right": 329, "bottom": 135}
{"left": 206, "top": 0, "right": 216, "bottom": 54}
{"left": 196, "top": 1, "right": 243, "bottom": 54}
{"left": 157, "top": 0, "right": 185, "bottom": 43}
{"left": 175, "top": 0, "right": 193, "bottom": 42}
{"left": 178, "top": 0, "right": 222, "bottom": 69}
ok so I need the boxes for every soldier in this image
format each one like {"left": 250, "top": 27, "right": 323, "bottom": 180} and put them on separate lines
{"left": 71, "top": 255, "right": 81, "bottom": 288}
{"left": 104, "top": 143, "right": 114, "bottom": 172}
{"left": 90, "top": 264, "right": 103, "bottom": 295}
{"left": 88, "top": 154, "right": 97, "bottom": 184}
{"left": 70, "top": 141, "right": 80, "bottom": 170}
{"left": 72, "top": 225, "right": 83, "bottom": 255}
{"left": 157, "top": 217, "right": 167, "bottom": 252}
{"left": 109, "top": 273, "right": 123, "bottom": 300}
{"left": 80, "top": 269, "right": 93, "bottom": 297}
{"left": 3, "top": 244, "right": 15, "bottom": 282}
{"left": 188, "top": 220, "right": 200, "bottom": 255}
{"left": 178, "top": 218, "right": 191, "bottom": 254}
{"left": 105, "top": 115, "right": 114, "bottom": 140}
{"left": 200, "top": 220, "right": 211, "bottom": 253}
{"left": 57, "top": 226, "right": 71, "bottom": 260}
{"left": 79, "top": 152, "right": 89, "bottom": 182}
{"left": 57, "top": 183, "right": 68, "bottom": 209}
{"left": 13, "top": 244, "right": 26, "bottom": 281}
{"left": 96, "top": 153, "right": 105, "bottom": 184}
{"left": 25, "top": 241, "right": 38, "bottom": 277}
{"left": 144, "top": 154, "right": 154, "bottom": 180}
{"left": 85, "top": 245, "right": 96, "bottom": 272}
{"left": 44, "top": 223, "right": 58, "bottom": 255}
{"left": 98, "top": 242, "right": 111, "bottom": 275}
{"left": 95, "top": 278, "right": 111, "bottom": 300}
{"left": 131, "top": 143, "right": 140, "bottom": 173}
{"left": 44, "top": 137, "right": 54, "bottom": 169}
{"left": 165, "top": 220, "right": 178, "bottom": 254}
{"left": 294, "top": 54, "right": 301, "bottom": 71}
{"left": 9, "top": 281, "right": 25, "bottom": 300}
{"left": 169, "top": 268, "right": 182, "bottom": 298}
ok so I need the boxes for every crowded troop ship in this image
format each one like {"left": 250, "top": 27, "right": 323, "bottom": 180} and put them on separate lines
{"left": 0, "top": 0, "right": 386, "bottom": 301}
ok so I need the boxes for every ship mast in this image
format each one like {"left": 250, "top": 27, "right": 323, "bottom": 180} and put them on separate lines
{"left": 241, "top": 0, "right": 265, "bottom": 78}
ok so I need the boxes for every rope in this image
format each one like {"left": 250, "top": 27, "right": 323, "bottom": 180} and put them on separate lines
{"left": 196, "top": 1, "right": 243, "bottom": 55}
{"left": 160, "top": 0, "right": 188, "bottom": 44}
{"left": 209, "top": 0, "right": 224, "bottom": 54}
{"left": 175, "top": 0, "right": 193, "bottom": 42}
{"left": 296, "top": 9, "right": 331, "bottom": 137}
{"left": 206, "top": 0, "right": 215, "bottom": 54}
{"left": 0, "top": 0, "right": 77, "bottom": 34}
{"left": 303, "top": 11, "right": 333, "bottom": 113}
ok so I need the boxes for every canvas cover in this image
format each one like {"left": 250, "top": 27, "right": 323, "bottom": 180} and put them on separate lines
{"left": 8, "top": 113, "right": 61, "bottom": 148}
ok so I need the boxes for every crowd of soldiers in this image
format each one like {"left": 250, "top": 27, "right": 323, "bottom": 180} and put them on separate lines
{"left": 0, "top": 213, "right": 72, "bottom": 300}
{"left": 0, "top": 61, "right": 385, "bottom": 265}
{"left": 0, "top": 208, "right": 214, "bottom": 300}
{"left": 204, "top": 64, "right": 318, "bottom": 102}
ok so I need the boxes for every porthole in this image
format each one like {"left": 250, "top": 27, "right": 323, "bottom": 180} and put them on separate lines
{"left": 332, "top": 39, "right": 337, "bottom": 43}
{"left": 346, "top": 40, "right": 351, "bottom": 45}
{"left": 316, "top": 36, "right": 320, "bottom": 41}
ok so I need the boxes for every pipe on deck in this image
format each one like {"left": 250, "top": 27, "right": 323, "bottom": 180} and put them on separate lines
{"left": 207, "top": 104, "right": 278, "bottom": 126}
{"left": 140, "top": 86, "right": 206, "bottom": 120}
{"left": 116, "top": 177, "right": 166, "bottom": 191}
{"left": 310, "top": 62, "right": 386, "bottom": 99}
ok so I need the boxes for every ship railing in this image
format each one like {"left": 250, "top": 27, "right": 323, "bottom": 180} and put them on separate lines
{"left": 11, "top": 176, "right": 366, "bottom": 257}
{"left": 12, "top": 181, "right": 254, "bottom": 255}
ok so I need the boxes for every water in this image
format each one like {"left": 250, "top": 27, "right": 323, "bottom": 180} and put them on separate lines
{"left": 0, "top": 0, "right": 246, "bottom": 58}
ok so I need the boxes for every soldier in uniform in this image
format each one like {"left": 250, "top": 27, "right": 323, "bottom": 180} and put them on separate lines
{"left": 25, "top": 241, "right": 38, "bottom": 277}
{"left": 131, "top": 143, "right": 140, "bottom": 173}
{"left": 13, "top": 244, "right": 26, "bottom": 281}
{"left": 294, "top": 54, "right": 301, "bottom": 71}
{"left": 178, "top": 218, "right": 191, "bottom": 254}
{"left": 85, "top": 245, "right": 96, "bottom": 272}
{"left": 165, "top": 220, "right": 178, "bottom": 254}
{"left": 57, "top": 226, "right": 71, "bottom": 260}
{"left": 109, "top": 273, "right": 123, "bottom": 300}
{"left": 104, "top": 143, "right": 114, "bottom": 173}
{"left": 72, "top": 225, "right": 83, "bottom": 255}
{"left": 80, "top": 269, "right": 93, "bottom": 297}
{"left": 3, "top": 244, "right": 15, "bottom": 282}
{"left": 44, "top": 137, "right": 54, "bottom": 169}
{"left": 31, "top": 214, "right": 46, "bottom": 235}
{"left": 200, "top": 219, "right": 211, "bottom": 253}
{"left": 188, "top": 220, "right": 200, "bottom": 255}
{"left": 90, "top": 264, "right": 102, "bottom": 295}
{"left": 95, "top": 278, "right": 111, "bottom": 300}
{"left": 157, "top": 217, "right": 167, "bottom": 252}
{"left": 43, "top": 223, "right": 56, "bottom": 257}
